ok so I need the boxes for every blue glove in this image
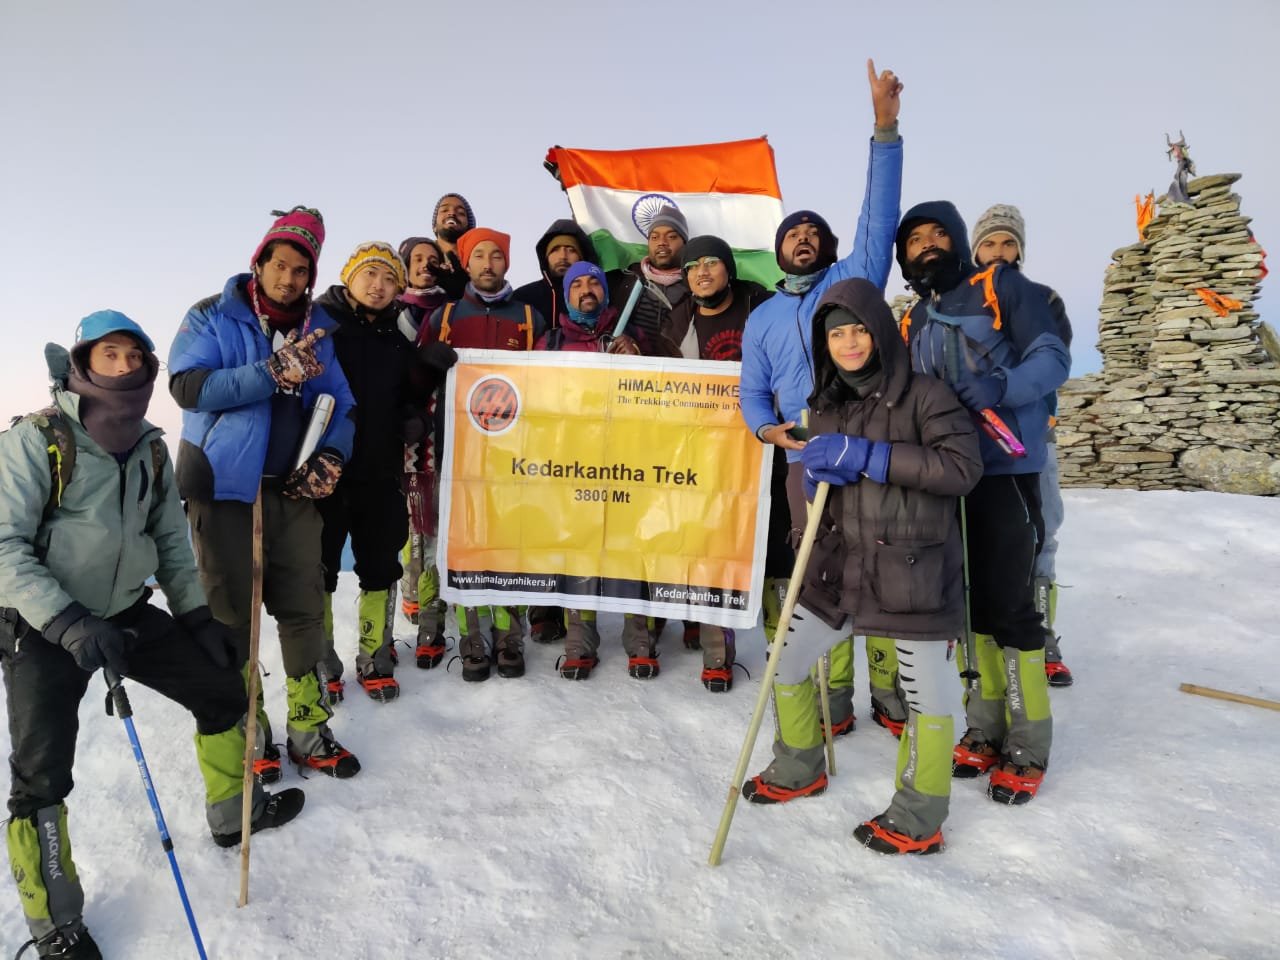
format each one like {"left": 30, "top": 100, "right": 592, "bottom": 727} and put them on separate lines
{"left": 801, "top": 433, "right": 892, "bottom": 499}
{"left": 955, "top": 373, "right": 1006, "bottom": 411}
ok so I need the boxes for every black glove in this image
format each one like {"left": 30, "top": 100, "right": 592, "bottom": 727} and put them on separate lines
{"left": 177, "top": 606, "right": 238, "bottom": 670}
{"left": 43, "top": 603, "right": 129, "bottom": 676}
{"left": 402, "top": 412, "right": 427, "bottom": 445}
{"left": 418, "top": 340, "right": 459, "bottom": 375}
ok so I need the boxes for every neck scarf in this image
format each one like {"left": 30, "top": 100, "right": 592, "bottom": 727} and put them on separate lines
{"left": 835, "top": 352, "right": 884, "bottom": 398}
{"left": 640, "top": 258, "right": 683, "bottom": 287}
{"left": 248, "top": 277, "right": 311, "bottom": 334}
{"left": 467, "top": 281, "right": 514, "bottom": 304}
{"left": 781, "top": 266, "right": 828, "bottom": 296}
{"left": 66, "top": 356, "right": 157, "bottom": 455}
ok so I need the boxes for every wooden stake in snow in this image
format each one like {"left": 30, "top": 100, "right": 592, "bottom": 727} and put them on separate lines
{"left": 1178, "top": 683, "right": 1280, "bottom": 713}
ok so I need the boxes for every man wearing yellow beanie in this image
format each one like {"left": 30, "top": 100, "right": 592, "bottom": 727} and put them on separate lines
{"left": 314, "top": 243, "right": 457, "bottom": 703}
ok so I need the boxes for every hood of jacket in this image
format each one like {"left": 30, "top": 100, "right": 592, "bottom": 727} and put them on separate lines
{"left": 894, "top": 200, "right": 973, "bottom": 296}
{"left": 809, "top": 278, "right": 910, "bottom": 410}
{"left": 534, "top": 219, "right": 599, "bottom": 279}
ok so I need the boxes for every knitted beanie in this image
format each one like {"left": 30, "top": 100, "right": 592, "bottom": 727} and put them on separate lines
{"left": 433, "top": 193, "right": 476, "bottom": 233}
{"left": 774, "top": 210, "right": 838, "bottom": 271}
{"left": 681, "top": 235, "right": 737, "bottom": 281}
{"left": 647, "top": 205, "right": 689, "bottom": 242}
{"left": 971, "top": 204, "right": 1026, "bottom": 264}
{"left": 457, "top": 228, "right": 512, "bottom": 268}
{"left": 250, "top": 206, "right": 325, "bottom": 282}
{"left": 340, "top": 242, "right": 407, "bottom": 291}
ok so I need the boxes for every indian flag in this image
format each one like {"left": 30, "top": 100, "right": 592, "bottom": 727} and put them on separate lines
{"left": 544, "top": 137, "right": 784, "bottom": 286}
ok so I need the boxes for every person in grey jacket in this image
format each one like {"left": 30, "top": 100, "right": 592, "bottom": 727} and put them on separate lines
{"left": 0, "top": 313, "right": 303, "bottom": 959}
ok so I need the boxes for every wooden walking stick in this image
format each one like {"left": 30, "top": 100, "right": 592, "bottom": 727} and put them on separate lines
{"left": 238, "top": 485, "right": 264, "bottom": 907}
{"left": 709, "top": 481, "right": 830, "bottom": 867}
{"left": 1179, "top": 683, "right": 1280, "bottom": 712}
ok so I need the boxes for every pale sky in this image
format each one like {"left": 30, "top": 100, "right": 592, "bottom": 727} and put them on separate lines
{"left": 2, "top": 0, "right": 1276, "bottom": 438}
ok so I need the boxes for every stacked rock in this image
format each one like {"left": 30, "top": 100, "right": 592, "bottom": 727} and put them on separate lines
{"left": 1056, "top": 172, "right": 1278, "bottom": 494}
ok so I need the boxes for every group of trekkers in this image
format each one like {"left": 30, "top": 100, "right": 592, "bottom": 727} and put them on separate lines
{"left": 0, "top": 58, "right": 1075, "bottom": 957}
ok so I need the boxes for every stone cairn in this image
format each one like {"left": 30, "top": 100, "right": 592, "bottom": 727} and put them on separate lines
{"left": 1056, "top": 171, "right": 1276, "bottom": 493}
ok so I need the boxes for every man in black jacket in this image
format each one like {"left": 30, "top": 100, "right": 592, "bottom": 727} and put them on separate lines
{"left": 314, "top": 242, "right": 456, "bottom": 704}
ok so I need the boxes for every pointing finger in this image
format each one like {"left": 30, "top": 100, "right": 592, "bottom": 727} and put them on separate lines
{"left": 866, "top": 59, "right": 877, "bottom": 85}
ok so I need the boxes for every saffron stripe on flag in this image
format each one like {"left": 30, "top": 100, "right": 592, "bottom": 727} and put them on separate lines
{"left": 552, "top": 138, "right": 781, "bottom": 198}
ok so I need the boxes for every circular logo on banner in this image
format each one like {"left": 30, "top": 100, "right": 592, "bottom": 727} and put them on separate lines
{"left": 466, "top": 374, "right": 521, "bottom": 436}
{"left": 631, "top": 193, "right": 678, "bottom": 239}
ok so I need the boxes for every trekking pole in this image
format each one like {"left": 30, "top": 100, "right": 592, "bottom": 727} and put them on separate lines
{"left": 104, "top": 668, "right": 209, "bottom": 960}
{"left": 957, "top": 497, "right": 979, "bottom": 694}
{"left": 799, "top": 410, "right": 836, "bottom": 775}
{"left": 816, "top": 652, "right": 836, "bottom": 776}
{"left": 709, "top": 481, "right": 830, "bottom": 867}
{"left": 238, "top": 485, "right": 264, "bottom": 908}
{"left": 942, "top": 325, "right": 980, "bottom": 694}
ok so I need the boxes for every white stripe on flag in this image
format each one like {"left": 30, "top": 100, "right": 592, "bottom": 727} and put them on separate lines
{"left": 566, "top": 185, "right": 784, "bottom": 250}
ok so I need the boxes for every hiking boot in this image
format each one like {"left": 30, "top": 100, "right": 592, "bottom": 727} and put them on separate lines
{"left": 953, "top": 729, "right": 1000, "bottom": 778}
{"left": 628, "top": 650, "right": 660, "bottom": 679}
{"left": 853, "top": 815, "right": 943, "bottom": 855}
{"left": 823, "top": 713, "right": 856, "bottom": 738}
{"left": 401, "top": 597, "right": 420, "bottom": 625}
{"left": 741, "top": 772, "right": 829, "bottom": 804}
{"left": 623, "top": 614, "right": 659, "bottom": 679}
{"left": 871, "top": 701, "right": 907, "bottom": 738}
{"left": 1045, "top": 659, "right": 1074, "bottom": 687}
{"left": 454, "top": 630, "right": 491, "bottom": 682}
{"left": 495, "top": 629, "right": 526, "bottom": 679}
{"left": 415, "top": 600, "right": 448, "bottom": 669}
{"left": 682, "top": 622, "right": 702, "bottom": 650}
{"left": 288, "top": 732, "right": 361, "bottom": 779}
{"left": 988, "top": 760, "right": 1045, "bottom": 805}
{"left": 321, "top": 678, "right": 345, "bottom": 707}
{"left": 358, "top": 665, "right": 400, "bottom": 703}
{"left": 211, "top": 788, "right": 306, "bottom": 848}
{"left": 529, "top": 606, "right": 567, "bottom": 644}
{"left": 701, "top": 665, "right": 733, "bottom": 692}
{"left": 558, "top": 653, "right": 599, "bottom": 680}
{"left": 20, "top": 924, "right": 102, "bottom": 959}
{"left": 701, "top": 627, "right": 736, "bottom": 691}
{"left": 253, "top": 741, "right": 282, "bottom": 785}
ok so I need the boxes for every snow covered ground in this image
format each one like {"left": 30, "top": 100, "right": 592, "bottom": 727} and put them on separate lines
{"left": 2, "top": 488, "right": 1278, "bottom": 960}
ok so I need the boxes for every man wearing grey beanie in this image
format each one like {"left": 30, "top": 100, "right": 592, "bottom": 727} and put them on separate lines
{"left": 606, "top": 204, "right": 692, "bottom": 345}
{"left": 972, "top": 203, "right": 1075, "bottom": 688}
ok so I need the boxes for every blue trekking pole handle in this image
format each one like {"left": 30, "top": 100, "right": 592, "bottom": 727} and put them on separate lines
{"left": 104, "top": 668, "right": 209, "bottom": 960}
{"left": 611, "top": 273, "right": 645, "bottom": 340}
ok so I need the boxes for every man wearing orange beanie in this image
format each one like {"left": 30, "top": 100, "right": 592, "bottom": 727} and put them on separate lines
{"left": 428, "top": 229, "right": 547, "bottom": 682}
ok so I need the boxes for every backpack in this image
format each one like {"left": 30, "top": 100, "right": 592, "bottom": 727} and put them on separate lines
{"left": 11, "top": 407, "right": 165, "bottom": 520}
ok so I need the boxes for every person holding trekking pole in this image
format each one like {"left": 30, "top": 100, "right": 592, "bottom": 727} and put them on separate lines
{"left": 0, "top": 312, "right": 304, "bottom": 959}
{"left": 740, "top": 279, "right": 981, "bottom": 856}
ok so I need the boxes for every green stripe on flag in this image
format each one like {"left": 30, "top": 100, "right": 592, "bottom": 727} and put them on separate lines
{"left": 589, "top": 232, "right": 782, "bottom": 288}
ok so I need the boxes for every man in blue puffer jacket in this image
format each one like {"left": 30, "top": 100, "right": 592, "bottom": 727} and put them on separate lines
{"left": 738, "top": 59, "right": 904, "bottom": 744}
{"left": 168, "top": 206, "right": 362, "bottom": 782}
{"left": 896, "top": 199, "right": 1069, "bottom": 806}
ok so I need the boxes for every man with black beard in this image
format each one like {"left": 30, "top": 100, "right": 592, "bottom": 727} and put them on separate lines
{"left": 606, "top": 205, "right": 691, "bottom": 345}
{"left": 514, "top": 220, "right": 601, "bottom": 643}
{"left": 739, "top": 60, "right": 904, "bottom": 748}
{"left": 895, "top": 201, "right": 1069, "bottom": 806}
{"left": 431, "top": 192, "right": 477, "bottom": 300}
{"left": 515, "top": 219, "right": 600, "bottom": 332}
